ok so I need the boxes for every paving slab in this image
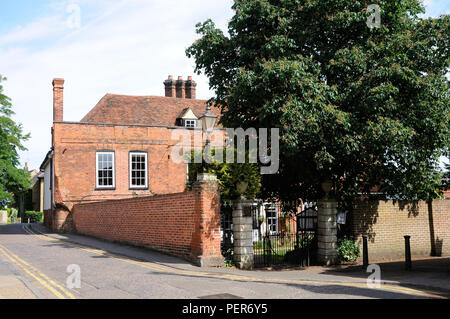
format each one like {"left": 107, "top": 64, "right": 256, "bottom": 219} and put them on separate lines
{"left": 0, "top": 256, "right": 40, "bottom": 299}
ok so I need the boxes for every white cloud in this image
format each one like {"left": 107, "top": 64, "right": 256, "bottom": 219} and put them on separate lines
{"left": 0, "top": 16, "right": 65, "bottom": 47}
{"left": 6, "top": 0, "right": 446, "bottom": 170}
{"left": 0, "top": 0, "right": 234, "bottom": 169}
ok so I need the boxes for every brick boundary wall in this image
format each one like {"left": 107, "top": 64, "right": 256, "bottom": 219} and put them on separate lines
{"left": 44, "top": 210, "right": 52, "bottom": 229}
{"left": 352, "top": 199, "right": 450, "bottom": 261}
{"left": 72, "top": 179, "right": 224, "bottom": 267}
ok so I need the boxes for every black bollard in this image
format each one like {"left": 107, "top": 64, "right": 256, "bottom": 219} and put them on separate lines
{"left": 404, "top": 235, "right": 412, "bottom": 271}
{"left": 362, "top": 235, "right": 369, "bottom": 270}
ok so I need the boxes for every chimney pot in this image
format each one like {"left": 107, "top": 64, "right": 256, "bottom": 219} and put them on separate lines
{"left": 164, "top": 76, "right": 176, "bottom": 97}
{"left": 185, "top": 76, "right": 197, "bottom": 99}
{"left": 165, "top": 75, "right": 197, "bottom": 99}
{"left": 176, "top": 76, "right": 185, "bottom": 98}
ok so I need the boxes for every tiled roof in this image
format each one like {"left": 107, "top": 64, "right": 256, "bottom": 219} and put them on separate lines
{"left": 81, "top": 94, "right": 221, "bottom": 127}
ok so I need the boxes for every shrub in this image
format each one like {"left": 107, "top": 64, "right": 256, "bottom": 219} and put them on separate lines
{"left": 23, "top": 211, "right": 43, "bottom": 223}
{"left": 337, "top": 236, "right": 360, "bottom": 262}
{"left": 7, "top": 208, "right": 18, "bottom": 223}
{"left": 300, "top": 236, "right": 315, "bottom": 248}
{"left": 224, "top": 259, "right": 234, "bottom": 267}
{"left": 222, "top": 247, "right": 234, "bottom": 267}
{"left": 186, "top": 148, "right": 262, "bottom": 200}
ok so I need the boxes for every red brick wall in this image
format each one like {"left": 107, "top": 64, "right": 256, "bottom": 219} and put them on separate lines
{"left": 52, "top": 122, "right": 224, "bottom": 210}
{"left": 53, "top": 123, "right": 187, "bottom": 208}
{"left": 352, "top": 200, "right": 450, "bottom": 261}
{"left": 44, "top": 210, "right": 52, "bottom": 229}
{"left": 72, "top": 179, "right": 223, "bottom": 266}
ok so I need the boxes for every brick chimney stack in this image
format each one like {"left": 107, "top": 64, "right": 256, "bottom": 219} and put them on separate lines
{"left": 176, "top": 76, "right": 185, "bottom": 99}
{"left": 164, "top": 75, "right": 196, "bottom": 99}
{"left": 164, "top": 75, "right": 176, "bottom": 97}
{"left": 185, "top": 76, "right": 197, "bottom": 99}
{"left": 52, "top": 78, "right": 64, "bottom": 122}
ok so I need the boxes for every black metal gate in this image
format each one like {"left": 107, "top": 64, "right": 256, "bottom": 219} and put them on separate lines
{"left": 220, "top": 203, "right": 233, "bottom": 262}
{"left": 253, "top": 203, "right": 318, "bottom": 267}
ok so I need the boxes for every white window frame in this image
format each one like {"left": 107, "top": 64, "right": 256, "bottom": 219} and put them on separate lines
{"left": 186, "top": 163, "right": 189, "bottom": 183}
{"left": 129, "top": 152, "right": 148, "bottom": 189}
{"left": 184, "top": 119, "right": 197, "bottom": 128}
{"left": 95, "top": 151, "right": 115, "bottom": 189}
{"left": 265, "top": 203, "right": 279, "bottom": 235}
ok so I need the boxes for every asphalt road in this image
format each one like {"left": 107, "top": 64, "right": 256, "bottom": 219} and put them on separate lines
{"left": 0, "top": 223, "right": 440, "bottom": 299}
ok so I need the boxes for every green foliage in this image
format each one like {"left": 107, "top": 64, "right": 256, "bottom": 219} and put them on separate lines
{"left": 337, "top": 236, "right": 361, "bottom": 262}
{"left": 299, "top": 235, "right": 315, "bottom": 249}
{"left": 23, "top": 211, "right": 43, "bottom": 223}
{"left": 24, "top": 189, "right": 33, "bottom": 211}
{"left": 187, "top": 148, "right": 262, "bottom": 200}
{"left": 7, "top": 207, "right": 18, "bottom": 224}
{"left": 187, "top": 1, "right": 450, "bottom": 203}
{"left": 0, "top": 75, "right": 31, "bottom": 201}
{"left": 221, "top": 247, "right": 235, "bottom": 267}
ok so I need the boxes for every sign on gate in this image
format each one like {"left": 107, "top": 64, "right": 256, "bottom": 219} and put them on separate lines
{"left": 337, "top": 211, "right": 347, "bottom": 224}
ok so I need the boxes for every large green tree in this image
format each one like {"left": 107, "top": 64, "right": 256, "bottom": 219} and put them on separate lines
{"left": 186, "top": 149, "right": 262, "bottom": 200}
{"left": 0, "top": 75, "right": 30, "bottom": 201}
{"left": 441, "top": 162, "right": 450, "bottom": 192}
{"left": 187, "top": 0, "right": 449, "bottom": 204}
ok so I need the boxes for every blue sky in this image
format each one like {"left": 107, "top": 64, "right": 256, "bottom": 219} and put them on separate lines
{"left": 0, "top": 0, "right": 448, "bottom": 171}
{"left": 0, "top": 0, "right": 234, "bottom": 170}
{"left": 0, "top": 1, "right": 50, "bottom": 32}
{"left": 422, "top": 0, "right": 450, "bottom": 16}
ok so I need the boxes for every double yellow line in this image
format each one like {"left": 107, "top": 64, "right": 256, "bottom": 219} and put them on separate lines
{"left": 0, "top": 229, "right": 76, "bottom": 299}
{"left": 23, "top": 225, "right": 173, "bottom": 273}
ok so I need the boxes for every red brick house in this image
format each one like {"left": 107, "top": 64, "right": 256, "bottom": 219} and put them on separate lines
{"left": 443, "top": 190, "right": 450, "bottom": 199}
{"left": 41, "top": 76, "right": 222, "bottom": 231}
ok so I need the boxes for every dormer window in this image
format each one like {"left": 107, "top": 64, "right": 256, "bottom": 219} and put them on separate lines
{"left": 184, "top": 119, "right": 197, "bottom": 128}
{"left": 176, "top": 107, "right": 199, "bottom": 128}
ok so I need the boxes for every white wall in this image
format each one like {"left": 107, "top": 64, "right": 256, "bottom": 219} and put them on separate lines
{"left": 43, "top": 162, "right": 51, "bottom": 210}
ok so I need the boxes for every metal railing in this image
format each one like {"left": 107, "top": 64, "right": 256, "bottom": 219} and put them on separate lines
{"left": 253, "top": 232, "right": 316, "bottom": 267}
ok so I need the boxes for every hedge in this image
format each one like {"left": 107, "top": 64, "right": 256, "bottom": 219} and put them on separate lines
{"left": 23, "top": 211, "right": 43, "bottom": 223}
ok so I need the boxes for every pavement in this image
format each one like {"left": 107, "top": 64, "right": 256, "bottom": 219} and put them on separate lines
{"left": 31, "top": 223, "right": 450, "bottom": 298}
{"left": 0, "top": 222, "right": 448, "bottom": 299}
{"left": 321, "top": 256, "right": 450, "bottom": 296}
{"left": 0, "top": 252, "right": 40, "bottom": 299}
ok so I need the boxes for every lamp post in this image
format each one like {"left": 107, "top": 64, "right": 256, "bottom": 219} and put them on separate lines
{"left": 198, "top": 105, "right": 217, "bottom": 172}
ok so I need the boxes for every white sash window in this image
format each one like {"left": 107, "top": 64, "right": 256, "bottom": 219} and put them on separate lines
{"left": 130, "top": 152, "right": 148, "bottom": 189}
{"left": 96, "top": 151, "right": 115, "bottom": 189}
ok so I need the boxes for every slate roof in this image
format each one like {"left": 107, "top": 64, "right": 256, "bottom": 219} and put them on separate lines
{"left": 81, "top": 94, "right": 220, "bottom": 127}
